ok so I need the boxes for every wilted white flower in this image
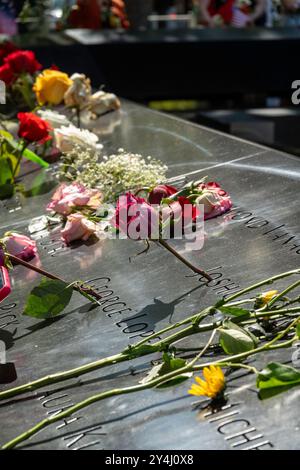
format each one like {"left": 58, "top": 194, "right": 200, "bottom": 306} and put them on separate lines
{"left": 37, "top": 109, "right": 71, "bottom": 129}
{"left": 88, "top": 91, "right": 121, "bottom": 118}
{"left": 64, "top": 73, "right": 92, "bottom": 109}
{"left": 54, "top": 125, "right": 102, "bottom": 153}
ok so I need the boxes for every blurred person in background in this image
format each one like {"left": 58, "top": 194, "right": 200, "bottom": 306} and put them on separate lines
{"left": 68, "top": 0, "right": 129, "bottom": 29}
{"left": 281, "top": 0, "right": 300, "bottom": 26}
{"left": 0, "top": 0, "right": 18, "bottom": 35}
{"left": 195, "top": 0, "right": 266, "bottom": 26}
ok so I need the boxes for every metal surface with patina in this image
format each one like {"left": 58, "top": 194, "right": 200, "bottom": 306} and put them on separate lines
{"left": 0, "top": 101, "right": 300, "bottom": 450}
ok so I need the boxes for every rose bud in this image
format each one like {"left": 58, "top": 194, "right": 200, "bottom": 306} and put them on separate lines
{"left": 148, "top": 184, "right": 178, "bottom": 205}
{"left": 2, "top": 232, "right": 37, "bottom": 262}
{"left": 61, "top": 213, "right": 98, "bottom": 245}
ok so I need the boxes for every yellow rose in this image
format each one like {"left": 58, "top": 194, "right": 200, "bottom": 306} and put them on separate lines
{"left": 33, "top": 69, "right": 73, "bottom": 106}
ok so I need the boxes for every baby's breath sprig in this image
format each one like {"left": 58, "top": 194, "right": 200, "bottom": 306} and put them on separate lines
{"left": 59, "top": 147, "right": 168, "bottom": 202}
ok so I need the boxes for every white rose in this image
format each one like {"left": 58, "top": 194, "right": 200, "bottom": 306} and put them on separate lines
{"left": 54, "top": 125, "right": 101, "bottom": 153}
{"left": 37, "top": 109, "right": 71, "bottom": 129}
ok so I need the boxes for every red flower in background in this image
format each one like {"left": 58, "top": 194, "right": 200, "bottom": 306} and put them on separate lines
{"left": 0, "top": 63, "right": 15, "bottom": 85}
{"left": 5, "top": 50, "right": 41, "bottom": 75}
{"left": 0, "top": 41, "right": 18, "bottom": 65}
{"left": 17, "top": 112, "right": 52, "bottom": 144}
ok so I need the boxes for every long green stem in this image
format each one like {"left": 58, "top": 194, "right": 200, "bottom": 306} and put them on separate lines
{"left": 220, "top": 269, "right": 300, "bottom": 306}
{"left": 2, "top": 321, "right": 297, "bottom": 450}
{"left": 0, "top": 302, "right": 299, "bottom": 403}
{"left": 267, "top": 279, "right": 300, "bottom": 309}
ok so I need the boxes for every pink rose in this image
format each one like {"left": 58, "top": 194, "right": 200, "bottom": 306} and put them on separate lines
{"left": 61, "top": 213, "right": 98, "bottom": 245}
{"left": 3, "top": 232, "right": 37, "bottom": 261}
{"left": 47, "top": 183, "right": 103, "bottom": 216}
{"left": 196, "top": 182, "right": 232, "bottom": 220}
{"left": 112, "top": 193, "right": 159, "bottom": 240}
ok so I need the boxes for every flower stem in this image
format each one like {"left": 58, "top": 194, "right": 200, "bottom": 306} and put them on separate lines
{"left": 6, "top": 254, "right": 103, "bottom": 303}
{"left": 2, "top": 320, "right": 298, "bottom": 450}
{"left": 0, "top": 302, "right": 298, "bottom": 404}
{"left": 12, "top": 141, "right": 27, "bottom": 183}
{"left": 220, "top": 269, "right": 300, "bottom": 307}
{"left": 1, "top": 344, "right": 217, "bottom": 450}
{"left": 158, "top": 239, "right": 212, "bottom": 281}
{"left": 267, "top": 279, "right": 300, "bottom": 309}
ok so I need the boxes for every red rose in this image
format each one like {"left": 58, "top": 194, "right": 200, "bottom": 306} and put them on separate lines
{"left": 149, "top": 184, "right": 198, "bottom": 221}
{"left": 17, "top": 112, "right": 52, "bottom": 144}
{"left": 148, "top": 184, "right": 178, "bottom": 205}
{"left": 0, "top": 41, "right": 18, "bottom": 65}
{"left": 113, "top": 193, "right": 159, "bottom": 240}
{"left": 5, "top": 50, "right": 41, "bottom": 75}
{"left": 0, "top": 63, "right": 15, "bottom": 86}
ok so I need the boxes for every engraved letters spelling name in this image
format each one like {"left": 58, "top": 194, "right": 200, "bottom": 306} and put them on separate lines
{"left": 204, "top": 401, "right": 274, "bottom": 450}
{"left": 86, "top": 276, "right": 158, "bottom": 341}
{"left": 229, "top": 206, "right": 300, "bottom": 255}
{"left": 38, "top": 389, "right": 105, "bottom": 450}
{"left": 0, "top": 302, "right": 19, "bottom": 331}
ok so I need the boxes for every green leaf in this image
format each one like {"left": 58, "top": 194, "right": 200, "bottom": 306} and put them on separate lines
{"left": 297, "top": 323, "right": 300, "bottom": 340}
{"left": 140, "top": 353, "right": 192, "bottom": 388}
{"left": 219, "top": 306, "right": 251, "bottom": 319}
{"left": 257, "top": 362, "right": 300, "bottom": 399}
{"left": 1, "top": 134, "right": 49, "bottom": 169}
{"left": 22, "top": 147, "right": 49, "bottom": 168}
{"left": 23, "top": 278, "right": 73, "bottom": 319}
{"left": 219, "top": 322, "right": 257, "bottom": 355}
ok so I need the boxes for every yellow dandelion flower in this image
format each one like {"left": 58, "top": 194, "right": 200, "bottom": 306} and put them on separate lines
{"left": 260, "top": 290, "right": 278, "bottom": 305}
{"left": 188, "top": 365, "right": 225, "bottom": 399}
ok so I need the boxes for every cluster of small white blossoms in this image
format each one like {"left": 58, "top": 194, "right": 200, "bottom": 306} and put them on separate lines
{"left": 59, "top": 147, "right": 168, "bottom": 202}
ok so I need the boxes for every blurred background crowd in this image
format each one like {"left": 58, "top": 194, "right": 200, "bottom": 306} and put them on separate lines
{"left": 2, "top": 0, "right": 300, "bottom": 35}
{"left": 1, "top": 1, "right": 300, "bottom": 155}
